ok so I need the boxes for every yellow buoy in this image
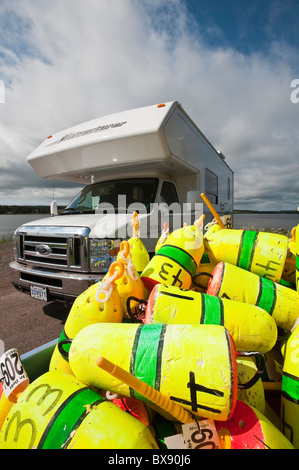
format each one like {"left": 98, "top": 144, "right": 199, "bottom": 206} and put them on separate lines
{"left": 282, "top": 227, "right": 296, "bottom": 285}
{"left": 204, "top": 221, "right": 222, "bottom": 238}
{"left": 116, "top": 240, "right": 146, "bottom": 315}
{"left": 69, "top": 322, "right": 238, "bottom": 421}
{"left": 49, "top": 261, "right": 124, "bottom": 372}
{"left": 97, "top": 356, "right": 194, "bottom": 424}
{"left": 0, "top": 371, "right": 158, "bottom": 449}
{"left": 141, "top": 223, "right": 204, "bottom": 292}
{"left": 127, "top": 211, "right": 150, "bottom": 272}
{"left": 281, "top": 322, "right": 299, "bottom": 448}
{"left": 207, "top": 261, "right": 299, "bottom": 331}
{"left": 204, "top": 229, "right": 288, "bottom": 282}
{"left": 237, "top": 356, "right": 265, "bottom": 413}
{"left": 144, "top": 283, "right": 277, "bottom": 353}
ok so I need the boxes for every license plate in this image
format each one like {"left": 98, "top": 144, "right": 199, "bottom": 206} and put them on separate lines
{"left": 30, "top": 285, "right": 48, "bottom": 302}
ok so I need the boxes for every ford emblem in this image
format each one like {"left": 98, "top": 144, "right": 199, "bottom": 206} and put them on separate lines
{"left": 35, "top": 244, "right": 52, "bottom": 256}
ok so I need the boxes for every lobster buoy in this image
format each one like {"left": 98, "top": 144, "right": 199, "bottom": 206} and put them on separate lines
{"left": 127, "top": 238, "right": 150, "bottom": 273}
{"left": 0, "top": 371, "right": 158, "bottom": 449}
{"left": 281, "top": 227, "right": 296, "bottom": 285}
{"left": 204, "top": 229, "right": 288, "bottom": 282}
{"left": 69, "top": 322, "right": 239, "bottom": 421}
{"left": 204, "top": 221, "right": 222, "bottom": 238}
{"left": 207, "top": 261, "right": 299, "bottom": 331}
{"left": 281, "top": 321, "right": 299, "bottom": 448}
{"left": 144, "top": 284, "right": 277, "bottom": 353}
{"left": 127, "top": 211, "right": 150, "bottom": 273}
{"left": 151, "top": 401, "right": 293, "bottom": 450}
{"left": 116, "top": 240, "right": 146, "bottom": 315}
{"left": 141, "top": 223, "right": 204, "bottom": 292}
{"left": 296, "top": 225, "right": 299, "bottom": 291}
{"left": 49, "top": 261, "right": 124, "bottom": 372}
{"left": 215, "top": 400, "right": 294, "bottom": 449}
{"left": 237, "top": 356, "right": 265, "bottom": 413}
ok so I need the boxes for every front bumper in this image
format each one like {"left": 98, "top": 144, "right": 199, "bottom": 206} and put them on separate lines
{"left": 10, "top": 261, "right": 104, "bottom": 303}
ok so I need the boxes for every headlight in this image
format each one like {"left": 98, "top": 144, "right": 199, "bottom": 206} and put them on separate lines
{"left": 89, "top": 238, "right": 122, "bottom": 272}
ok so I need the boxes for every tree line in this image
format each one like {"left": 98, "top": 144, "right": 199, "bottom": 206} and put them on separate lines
{"left": 0, "top": 205, "right": 65, "bottom": 214}
{"left": 1, "top": 205, "right": 297, "bottom": 215}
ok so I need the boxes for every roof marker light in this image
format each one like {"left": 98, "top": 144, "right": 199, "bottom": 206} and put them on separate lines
{"left": 157, "top": 103, "right": 165, "bottom": 108}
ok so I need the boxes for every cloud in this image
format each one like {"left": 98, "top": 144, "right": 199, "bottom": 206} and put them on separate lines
{"left": 0, "top": 0, "right": 298, "bottom": 211}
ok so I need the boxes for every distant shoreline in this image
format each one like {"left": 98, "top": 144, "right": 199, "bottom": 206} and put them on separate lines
{"left": 0, "top": 205, "right": 298, "bottom": 215}
{"left": 0, "top": 205, "right": 65, "bottom": 215}
{"left": 233, "top": 210, "right": 298, "bottom": 214}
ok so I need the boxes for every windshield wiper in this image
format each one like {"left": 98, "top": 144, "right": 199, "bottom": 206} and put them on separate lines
{"left": 61, "top": 207, "right": 82, "bottom": 214}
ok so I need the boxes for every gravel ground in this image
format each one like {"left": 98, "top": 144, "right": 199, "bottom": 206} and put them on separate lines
{"left": 0, "top": 241, "right": 69, "bottom": 355}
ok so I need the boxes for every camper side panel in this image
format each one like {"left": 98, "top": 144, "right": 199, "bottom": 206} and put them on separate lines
{"left": 163, "top": 106, "right": 233, "bottom": 214}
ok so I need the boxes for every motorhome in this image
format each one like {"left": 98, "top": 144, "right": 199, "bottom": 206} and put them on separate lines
{"left": 10, "top": 101, "right": 233, "bottom": 303}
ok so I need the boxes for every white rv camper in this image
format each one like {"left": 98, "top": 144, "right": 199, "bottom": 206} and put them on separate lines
{"left": 10, "top": 101, "right": 233, "bottom": 303}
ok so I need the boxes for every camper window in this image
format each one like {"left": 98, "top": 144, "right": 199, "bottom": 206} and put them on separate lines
{"left": 205, "top": 169, "right": 218, "bottom": 204}
{"left": 227, "top": 177, "right": 231, "bottom": 200}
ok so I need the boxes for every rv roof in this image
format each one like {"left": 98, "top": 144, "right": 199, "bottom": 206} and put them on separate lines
{"left": 28, "top": 101, "right": 178, "bottom": 161}
{"left": 26, "top": 100, "right": 232, "bottom": 184}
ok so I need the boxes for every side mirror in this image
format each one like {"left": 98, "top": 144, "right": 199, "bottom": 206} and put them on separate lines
{"left": 50, "top": 200, "right": 58, "bottom": 216}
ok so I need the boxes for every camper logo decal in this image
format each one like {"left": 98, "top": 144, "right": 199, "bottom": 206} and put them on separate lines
{"left": 47, "top": 121, "right": 127, "bottom": 146}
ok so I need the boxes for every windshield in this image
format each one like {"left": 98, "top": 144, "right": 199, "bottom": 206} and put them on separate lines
{"left": 62, "top": 178, "right": 159, "bottom": 214}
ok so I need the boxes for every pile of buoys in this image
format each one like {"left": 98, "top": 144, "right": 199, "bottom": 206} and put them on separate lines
{"left": 0, "top": 201, "right": 298, "bottom": 449}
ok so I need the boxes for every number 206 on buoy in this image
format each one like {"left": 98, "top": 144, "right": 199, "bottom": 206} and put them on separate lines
{"left": 0, "top": 349, "right": 29, "bottom": 398}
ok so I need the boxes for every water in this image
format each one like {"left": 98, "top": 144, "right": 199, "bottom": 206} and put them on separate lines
{"left": 0, "top": 212, "right": 298, "bottom": 239}
{"left": 233, "top": 213, "right": 299, "bottom": 233}
{"left": 0, "top": 214, "right": 48, "bottom": 238}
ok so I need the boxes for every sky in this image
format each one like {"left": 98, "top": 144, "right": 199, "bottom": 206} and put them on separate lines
{"left": 0, "top": 0, "right": 299, "bottom": 211}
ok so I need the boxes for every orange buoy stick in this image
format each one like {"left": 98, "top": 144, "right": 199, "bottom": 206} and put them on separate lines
{"left": 200, "top": 193, "right": 225, "bottom": 229}
{"left": 96, "top": 356, "right": 194, "bottom": 424}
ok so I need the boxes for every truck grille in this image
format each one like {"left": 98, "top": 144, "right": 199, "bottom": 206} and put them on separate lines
{"left": 15, "top": 226, "right": 90, "bottom": 272}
